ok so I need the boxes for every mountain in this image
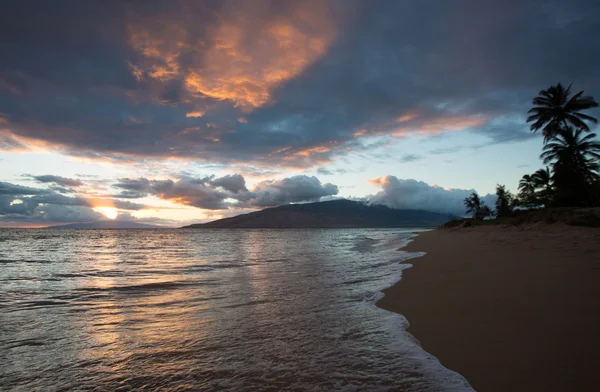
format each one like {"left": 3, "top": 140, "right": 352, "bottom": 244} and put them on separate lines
{"left": 47, "top": 221, "right": 163, "bottom": 229}
{"left": 182, "top": 199, "right": 454, "bottom": 229}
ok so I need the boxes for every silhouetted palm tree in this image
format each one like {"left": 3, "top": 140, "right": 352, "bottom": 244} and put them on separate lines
{"left": 464, "top": 192, "right": 487, "bottom": 218}
{"left": 541, "top": 127, "right": 600, "bottom": 206}
{"left": 518, "top": 174, "right": 535, "bottom": 193}
{"left": 527, "top": 83, "right": 598, "bottom": 141}
{"left": 532, "top": 167, "right": 552, "bottom": 190}
{"left": 495, "top": 184, "right": 513, "bottom": 218}
{"left": 531, "top": 167, "right": 553, "bottom": 205}
{"left": 541, "top": 128, "right": 600, "bottom": 172}
{"left": 518, "top": 174, "right": 537, "bottom": 205}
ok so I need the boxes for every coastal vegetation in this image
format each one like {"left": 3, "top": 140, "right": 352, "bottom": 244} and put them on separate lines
{"left": 463, "top": 83, "right": 600, "bottom": 224}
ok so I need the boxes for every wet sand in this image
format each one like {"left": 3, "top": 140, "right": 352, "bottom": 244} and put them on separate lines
{"left": 377, "top": 225, "right": 600, "bottom": 391}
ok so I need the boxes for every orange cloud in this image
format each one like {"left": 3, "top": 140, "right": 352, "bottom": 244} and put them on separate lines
{"left": 186, "top": 111, "right": 204, "bottom": 118}
{"left": 0, "top": 129, "right": 59, "bottom": 153}
{"left": 292, "top": 145, "right": 331, "bottom": 158}
{"left": 390, "top": 115, "right": 488, "bottom": 137}
{"left": 396, "top": 113, "right": 419, "bottom": 122}
{"left": 129, "top": 1, "right": 337, "bottom": 111}
{"left": 367, "top": 177, "right": 385, "bottom": 186}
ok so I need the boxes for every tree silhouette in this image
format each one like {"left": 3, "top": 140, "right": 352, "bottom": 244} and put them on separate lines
{"left": 495, "top": 184, "right": 513, "bottom": 218}
{"left": 531, "top": 167, "right": 553, "bottom": 206}
{"left": 464, "top": 192, "right": 489, "bottom": 219}
{"left": 518, "top": 174, "right": 538, "bottom": 206}
{"left": 479, "top": 205, "right": 493, "bottom": 219}
{"left": 541, "top": 127, "right": 600, "bottom": 206}
{"left": 527, "top": 83, "right": 598, "bottom": 141}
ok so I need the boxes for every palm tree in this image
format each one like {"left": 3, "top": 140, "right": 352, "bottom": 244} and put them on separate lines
{"left": 464, "top": 192, "right": 489, "bottom": 219}
{"left": 518, "top": 174, "right": 537, "bottom": 206}
{"left": 531, "top": 167, "right": 553, "bottom": 206}
{"left": 532, "top": 167, "right": 552, "bottom": 190}
{"left": 518, "top": 174, "right": 535, "bottom": 193}
{"left": 541, "top": 127, "right": 600, "bottom": 206}
{"left": 527, "top": 83, "right": 598, "bottom": 141}
{"left": 541, "top": 128, "right": 600, "bottom": 173}
{"left": 495, "top": 184, "right": 513, "bottom": 218}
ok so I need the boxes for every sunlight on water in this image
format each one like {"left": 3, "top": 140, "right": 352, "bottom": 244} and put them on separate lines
{"left": 0, "top": 229, "right": 472, "bottom": 391}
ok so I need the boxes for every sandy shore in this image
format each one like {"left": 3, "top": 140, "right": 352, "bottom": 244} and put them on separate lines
{"left": 377, "top": 224, "right": 600, "bottom": 391}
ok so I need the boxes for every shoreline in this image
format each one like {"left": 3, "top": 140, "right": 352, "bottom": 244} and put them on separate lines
{"left": 377, "top": 225, "right": 600, "bottom": 391}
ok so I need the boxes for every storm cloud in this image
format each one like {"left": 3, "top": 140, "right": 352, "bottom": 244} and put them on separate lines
{"left": 1, "top": 0, "right": 599, "bottom": 168}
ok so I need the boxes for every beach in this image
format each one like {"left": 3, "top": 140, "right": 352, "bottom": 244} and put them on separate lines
{"left": 378, "top": 224, "right": 600, "bottom": 391}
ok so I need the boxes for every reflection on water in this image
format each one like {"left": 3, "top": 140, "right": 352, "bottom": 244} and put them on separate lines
{"left": 0, "top": 229, "right": 472, "bottom": 391}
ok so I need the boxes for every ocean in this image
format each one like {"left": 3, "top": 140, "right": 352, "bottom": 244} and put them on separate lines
{"left": 0, "top": 228, "right": 472, "bottom": 391}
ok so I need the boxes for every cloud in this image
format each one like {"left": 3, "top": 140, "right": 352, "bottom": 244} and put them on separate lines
{"left": 398, "top": 154, "right": 422, "bottom": 163}
{"left": 0, "top": 181, "right": 50, "bottom": 196}
{"left": 113, "top": 174, "right": 338, "bottom": 209}
{"left": 0, "top": 179, "right": 150, "bottom": 226}
{"left": 27, "top": 205, "right": 104, "bottom": 223}
{"left": 316, "top": 167, "right": 348, "bottom": 176}
{"left": 0, "top": 202, "right": 104, "bottom": 224}
{"left": 30, "top": 175, "right": 84, "bottom": 187}
{"left": 2, "top": 1, "right": 598, "bottom": 169}
{"left": 113, "top": 176, "right": 229, "bottom": 209}
{"left": 244, "top": 175, "right": 339, "bottom": 207}
{"left": 430, "top": 146, "right": 465, "bottom": 155}
{"left": 114, "top": 212, "right": 180, "bottom": 227}
{"left": 209, "top": 174, "right": 248, "bottom": 194}
{"left": 0, "top": 135, "right": 27, "bottom": 151}
{"left": 367, "top": 175, "right": 495, "bottom": 216}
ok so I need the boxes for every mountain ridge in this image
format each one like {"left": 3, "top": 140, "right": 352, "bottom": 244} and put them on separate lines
{"left": 182, "top": 199, "right": 454, "bottom": 229}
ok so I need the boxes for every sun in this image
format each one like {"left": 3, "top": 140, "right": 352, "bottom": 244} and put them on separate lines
{"left": 94, "top": 207, "right": 119, "bottom": 220}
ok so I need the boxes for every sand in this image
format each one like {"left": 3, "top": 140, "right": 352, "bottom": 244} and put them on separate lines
{"left": 377, "top": 224, "right": 600, "bottom": 391}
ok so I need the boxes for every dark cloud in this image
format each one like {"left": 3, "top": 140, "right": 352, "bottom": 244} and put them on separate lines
{"left": 0, "top": 181, "right": 50, "bottom": 196}
{"left": 209, "top": 174, "right": 248, "bottom": 194}
{"left": 1, "top": 1, "right": 598, "bottom": 167}
{"left": 368, "top": 175, "right": 495, "bottom": 216}
{"left": 113, "top": 177, "right": 227, "bottom": 210}
{"left": 30, "top": 175, "right": 84, "bottom": 187}
{"left": 0, "top": 205, "right": 104, "bottom": 224}
{"left": 0, "top": 180, "right": 149, "bottom": 225}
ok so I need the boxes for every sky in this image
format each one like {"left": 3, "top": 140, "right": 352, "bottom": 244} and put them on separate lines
{"left": 1, "top": 0, "right": 600, "bottom": 227}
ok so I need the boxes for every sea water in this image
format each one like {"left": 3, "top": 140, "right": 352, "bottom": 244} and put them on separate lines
{"left": 0, "top": 228, "right": 472, "bottom": 391}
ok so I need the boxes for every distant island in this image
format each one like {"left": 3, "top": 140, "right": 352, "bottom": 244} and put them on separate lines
{"left": 182, "top": 199, "right": 454, "bottom": 229}
{"left": 47, "top": 221, "right": 162, "bottom": 229}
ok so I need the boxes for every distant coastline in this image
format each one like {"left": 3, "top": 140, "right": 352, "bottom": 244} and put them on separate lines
{"left": 46, "top": 221, "right": 164, "bottom": 229}
{"left": 182, "top": 199, "right": 455, "bottom": 229}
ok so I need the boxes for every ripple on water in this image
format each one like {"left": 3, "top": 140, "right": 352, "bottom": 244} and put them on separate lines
{"left": 0, "top": 228, "right": 472, "bottom": 391}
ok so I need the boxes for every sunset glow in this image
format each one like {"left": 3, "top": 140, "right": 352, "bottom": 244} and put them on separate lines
{"left": 94, "top": 207, "right": 119, "bottom": 220}
{"left": 1, "top": 1, "right": 598, "bottom": 228}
